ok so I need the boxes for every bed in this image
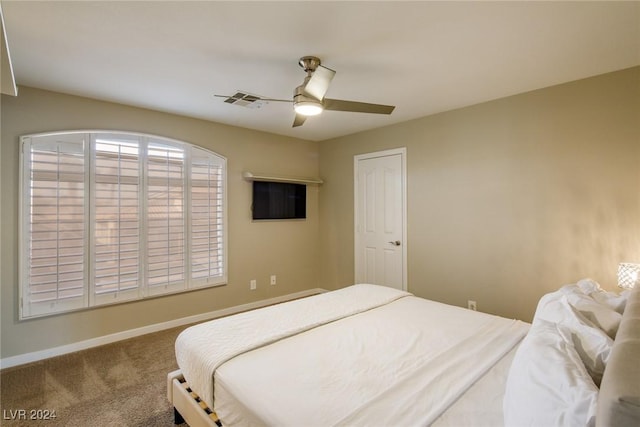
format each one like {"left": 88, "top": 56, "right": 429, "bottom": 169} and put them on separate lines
{"left": 168, "top": 281, "right": 640, "bottom": 427}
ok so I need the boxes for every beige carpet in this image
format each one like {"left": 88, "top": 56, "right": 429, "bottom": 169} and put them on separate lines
{"left": 0, "top": 326, "right": 190, "bottom": 427}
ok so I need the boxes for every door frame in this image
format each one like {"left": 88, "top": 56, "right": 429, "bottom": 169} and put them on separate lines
{"left": 353, "top": 147, "right": 407, "bottom": 290}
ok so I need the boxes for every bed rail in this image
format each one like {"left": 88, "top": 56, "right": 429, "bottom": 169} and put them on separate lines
{"left": 167, "top": 370, "right": 221, "bottom": 427}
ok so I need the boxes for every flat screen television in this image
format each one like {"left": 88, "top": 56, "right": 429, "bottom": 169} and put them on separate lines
{"left": 252, "top": 181, "right": 306, "bottom": 220}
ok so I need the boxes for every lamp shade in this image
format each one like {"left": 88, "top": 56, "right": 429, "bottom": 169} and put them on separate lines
{"left": 617, "top": 263, "right": 640, "bottom": 289}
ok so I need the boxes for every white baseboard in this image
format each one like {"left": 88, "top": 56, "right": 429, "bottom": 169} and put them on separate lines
{"left": 0, "top": 288, "right": 326, "bottom": 370}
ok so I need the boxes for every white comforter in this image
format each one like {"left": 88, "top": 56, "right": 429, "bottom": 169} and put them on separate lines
{"left": 175, "top": 284, "right": 410, "bottom": 410}
{"left": 176, "top": 284, "right": 529, "bottom": 426}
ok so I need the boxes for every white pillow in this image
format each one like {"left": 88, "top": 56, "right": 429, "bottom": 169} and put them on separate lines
{"left": 590, "top": 290, "right": 629, "bottom": 314}
{"left": 576, "top": 278, "right": 603, "bottom": 295}
{"left": 561, "top": 301, "right": 612, "bottom": 386}
{"left": 577, "top": 278, "right": 628, "bottom": 314}
{"left": 504, "top": 319, "right": 598, "bottom": 427}
{"left": 534, "top": 288, "right": 615, "bottom": 385}
{"left": 565, "top": 291, "right": 622, "bottom": 338}
{"left": 538, "top": 284, "right": 622, "bottom": 338}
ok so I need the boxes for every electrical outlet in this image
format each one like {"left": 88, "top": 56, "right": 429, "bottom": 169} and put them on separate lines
{"left": 467, "top": 300, "right": 477, "bottom": 311}
{"left": 270, "top": 275, "right": 276, "bottom": 285}
{"left": 250, "top": 279, "right": 256, "bottom": 290}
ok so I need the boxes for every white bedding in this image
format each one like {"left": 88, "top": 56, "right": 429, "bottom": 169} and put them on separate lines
{"left": 432, "top": 345, "right": 519, "bottom": 427}
{"left": 176, "top": 284, "right": 529, "bottom": 427}
{"left": 175, "top": 284, "right": 410, "bottom": 410}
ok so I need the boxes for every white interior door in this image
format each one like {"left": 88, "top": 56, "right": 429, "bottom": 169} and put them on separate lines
{"left": 354, "top": 148, "right": 406, "bottom": 290}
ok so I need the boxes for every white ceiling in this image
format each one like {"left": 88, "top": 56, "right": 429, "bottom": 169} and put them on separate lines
{"left": 2, "top": 1, "right": 639, "bottom": 142}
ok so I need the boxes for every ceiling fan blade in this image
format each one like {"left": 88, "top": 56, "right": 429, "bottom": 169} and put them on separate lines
{"left": 255, "top": 97, "right": 292, "bottom": 103}
{"left": 323, "top": 98, "right": 395, "bottom": 115}
{"left": 292, "top": 114, "right": 307, "bottom": 128}
{"left": 214, "top": 94, "right": 291, "bottom": 103}
{"left": 302, "top": 65, "right": 336, "bottom": 100}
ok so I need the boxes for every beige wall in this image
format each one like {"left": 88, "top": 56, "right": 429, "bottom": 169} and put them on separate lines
{"left": 1, "top": 87, "right": 320, "bottom": 358}
{"left": 319, "top": 67, "right": 640, "bottom": 322}
{"left": 2, "top": 67, "right": 639, "bottom": 360}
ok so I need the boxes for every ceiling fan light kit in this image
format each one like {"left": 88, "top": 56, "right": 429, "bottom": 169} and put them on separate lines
{"left": 294, "top": 100, "right": 323, "bottom": 116}
{"left": 216, "top": 56, "right": 395, "bottom": 128}
{"left": 293, "top": 85, "right": 323, "bottom": 116}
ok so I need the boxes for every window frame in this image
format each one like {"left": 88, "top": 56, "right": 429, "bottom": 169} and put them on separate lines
{"left": 19, "top": 130, "right": 228, "bottom": 320}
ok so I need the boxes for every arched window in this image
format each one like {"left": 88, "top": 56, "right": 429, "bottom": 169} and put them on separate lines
{"left": 19, "top": 131, "right": 227, "bottom": 318}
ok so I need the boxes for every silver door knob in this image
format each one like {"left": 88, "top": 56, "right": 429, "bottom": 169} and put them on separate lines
{"left": 388, "top": 240, "right": 401, "bottom": 246}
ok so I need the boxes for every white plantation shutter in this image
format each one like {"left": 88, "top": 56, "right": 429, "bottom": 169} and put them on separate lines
{"left": 20, "top": 131, "right": 227, "bottom": 318}
{"left": 91, "top": 135, "right": 141, "bottom": 304}
{"left": 146, "top": 140, "right": 186, "bottom": 295}
{"left": 190, "top": 147, "right": 226, "bottom": 286}
{"left": 21, "top": 134, "right": 88, "bottom": 317}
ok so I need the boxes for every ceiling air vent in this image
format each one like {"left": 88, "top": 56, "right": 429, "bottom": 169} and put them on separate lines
{"left": 223, "top": 91, "right": 268, "bottom": 109}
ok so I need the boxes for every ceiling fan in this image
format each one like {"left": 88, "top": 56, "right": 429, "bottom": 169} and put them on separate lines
{"left": 215, "top": 56, "right": 395, "bottom": 128}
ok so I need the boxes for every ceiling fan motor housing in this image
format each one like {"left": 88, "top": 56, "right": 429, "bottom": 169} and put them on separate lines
{"left": 298, "top": 56, "right": 322, "bottom": 73}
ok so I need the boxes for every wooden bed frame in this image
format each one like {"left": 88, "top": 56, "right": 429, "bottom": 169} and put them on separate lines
{"left": 167, "top": 369, "right": 220, "bottom": 427}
